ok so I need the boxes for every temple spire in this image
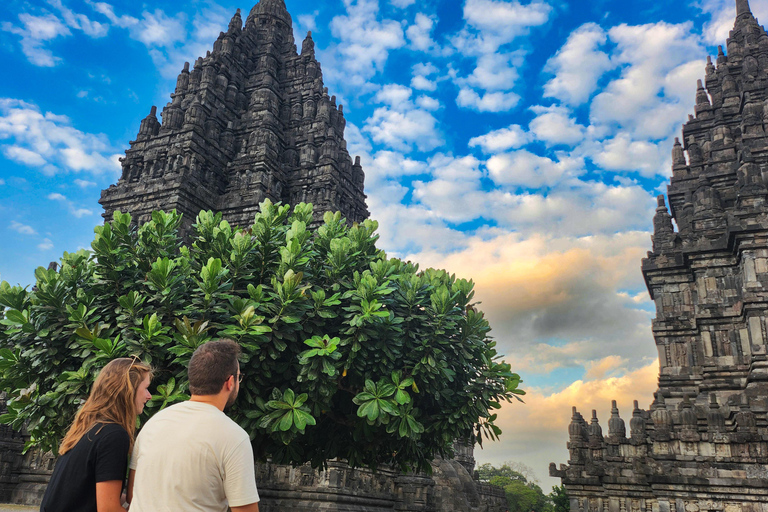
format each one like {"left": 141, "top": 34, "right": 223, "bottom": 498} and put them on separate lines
{"left": 736, "top": 0, "right": 751, "bottom": 17}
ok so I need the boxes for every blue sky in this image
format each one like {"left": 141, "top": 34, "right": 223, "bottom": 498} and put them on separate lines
{"left": 0, "top": 0, "right": 762, "bottom": 490}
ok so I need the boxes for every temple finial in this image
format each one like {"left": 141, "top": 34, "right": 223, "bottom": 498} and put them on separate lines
{"left": 737, "top": 0, "right": 751, "bottom": 16}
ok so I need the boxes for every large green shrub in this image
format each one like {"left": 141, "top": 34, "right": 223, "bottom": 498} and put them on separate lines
{"left": 0, "top": 201, "right": 523, "bottom": 472}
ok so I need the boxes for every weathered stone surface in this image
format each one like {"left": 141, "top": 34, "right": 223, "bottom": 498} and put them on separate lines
{"left": 99, "top": 0, "right": 368, "bottom": 234}
{"left": 553, "top": 1, "right": 768, "bottom": 509}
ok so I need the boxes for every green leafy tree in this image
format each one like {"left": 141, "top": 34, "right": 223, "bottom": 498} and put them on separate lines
{"left": 0, "top": 202, "right": 524, "bottom": 473}
{"left": 478, "top": 462, "right": 552, "bottom": 512}
{"left": 549, "top": 485, "right": 569, "bottom": 512}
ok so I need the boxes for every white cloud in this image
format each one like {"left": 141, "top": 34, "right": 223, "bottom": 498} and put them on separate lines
{"left": 486, "top": 150, "right": 581, "bottom": 188}
{"left": 47, "top": 191, "right": 95, "bottom": 218}
{"left": 374, "top": 84, "right": 413, "bottom": 106}
{"left": 464, "top": 52, "right": 524, "bottom": 91}
{"left": 415, "top": 96, "right": 440, "bottom": 111}
{"left": 411, "top": 62, "right": 440, "bottom": 91}
{"left": 411, "top": 75, "right": 436, "bottom": 91}
{"left": 0, "top": 179, "right": 5, "bottom": 186}
{"left": 529, "top": 105, "right": 586, "bottom": 146}
{"left": 38, "top": 238, "right": 54, "bottom": 251}
{"left": 297, "top": 12, "right": 319, "bottom": 32}
{"left": 364, "top": 107, "right": 444, "bottom": 152}
{"left": 454, "top": 0, "right": 552, "bottom": 54}
{"left": 74, "top": 179, "right": 97, "bottom": 188}
{"left": 9, "top": 221, "right": 37, "bottom": 235}
{"left": 364, "top": 88, "right": 444, "bottom": 152}
{"left": 588, "top": 133, "right": 669, "bottom": 177}
{"left": 323, "top": 0, "right": 406, "bottom": 93}
{"left": 694, "top": 0, "right": 768, "bottom": 45}
{"left": 1, "top": 13, "right": 71, "bottom": 67}
{"left": 0, "top": 98, "right": 122, "bottom": 176}
{"left": 391, "top": 0, "right": 417, "bottom": 7}
{"left": 406, "top": 13, "right": 439, "bottom": 52}
{"left": 3, "top": 146, "right": 47, "bottom": 167}
{"left": 543, "top": 23, "right": 613, "bottom": 106}
{"left": 456, "top": 88, "right": 520, "bottom": 112}
{"left": 469, "top": 124, "right": 531, "bottom": 153}
{"left": 589, "top": 22, "right": 704, "bottom": 140}
{"left": 48, "top": 0, "right": 108, "bottom": 37}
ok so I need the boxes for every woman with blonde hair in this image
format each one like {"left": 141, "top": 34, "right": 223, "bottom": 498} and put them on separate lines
{"left": 40, "top": 357, "right": 152, "bottom": 512}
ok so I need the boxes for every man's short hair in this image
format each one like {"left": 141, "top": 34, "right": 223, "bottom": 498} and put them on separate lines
{"left": 188, "top": 339, "right": 241, "bottom": 395}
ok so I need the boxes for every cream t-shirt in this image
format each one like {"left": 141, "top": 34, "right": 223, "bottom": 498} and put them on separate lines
{"left": 129, "top": 401, "right": 259, "bottom": 512}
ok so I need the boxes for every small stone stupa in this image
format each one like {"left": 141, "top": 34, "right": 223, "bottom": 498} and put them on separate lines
{"left": 552, "top": 1, "right": 768, "bottom": 510}
{"left": 100, "top": 0, "right": 368, "bottom": 233}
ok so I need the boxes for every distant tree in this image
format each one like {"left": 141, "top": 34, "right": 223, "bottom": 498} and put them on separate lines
{"left": 0, "top": 203, "right": 525, "bottom": 474}
{"left": 479, "top": 461, "right": 552, "bottom": 512}
{"left": 549, "top": 485, "right": 569, "bottom": 512}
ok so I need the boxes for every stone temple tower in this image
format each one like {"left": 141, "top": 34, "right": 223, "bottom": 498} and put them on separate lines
{"left": 552, "top": 0, "right": 768, "bottom": 509}
{"left": 100, "top": 0, "right": 368, "bottom": 233}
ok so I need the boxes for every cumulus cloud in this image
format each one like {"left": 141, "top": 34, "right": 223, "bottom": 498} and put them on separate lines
{"left": 48, "top": 0, "right": 108, "bottom": 37}
{"left": 411, "top": 62, "right": 440, "bottom": 91}
{"left": 323, "top": 0, "right": 406, "bottom": 93}
{"left": 469, "top": 125, "right": 531, "bottom": 153}
{"left": 454, "top": 0, "right": 552, "bottom": 54}
{"left": 529, "top": 105, "right": 586, "bottom": 146}
{"left": 543, "top": 23, "right": 612, "bottom": 106}
{"left": 364, "top": 86, "right": 444, "bottom": 152}
{"left": 588, "top": 132, "right": 670, "bottom": 177}
{"left": 88, "top": 2, "right": 228, "bottom": 79}
{"left": 406, "top": 13, "right": 440, "bottom": 52}
{"left": 1, "top": 13, "right": 71, "bottom": 67}
{"left": 464, "top": 52, "right": 525, "bottom": 91}
{"left": 47, "top": 192, "right": 95, "bottom": 218}
{"left": 0, "top": 98, "right": 121, "bottom": 175}
{"left": 37, "top": 238, "right": 54, "bottom": 251}
{"left": 478, "top": 360, "right": 659, "bottom": 489}
{"left": 589, "top": 22, "right": 704, "bottom": 140}
{"left": 486, "top": 150, "right": 581, "bottom": 188}
{"left": 74, "top": 179, "right": 97, "bottom": 188}
{"left": 410, "top": 231, "right": 658, "bottom": 377}
{"left": 9, "top": 221, "right": 37, "bottom": 235}
{"left": 485, "top": 181, "right": 656, "bottom": 236}
{"left": 456, "top": 88, "right": 520, "bottom": 112}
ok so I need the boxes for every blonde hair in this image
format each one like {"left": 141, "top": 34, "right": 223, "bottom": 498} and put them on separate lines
{"left": 59, "top": 357, "right": 152, "bottom": 455}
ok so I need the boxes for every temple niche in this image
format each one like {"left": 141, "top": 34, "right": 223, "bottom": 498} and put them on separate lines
{"left": 551, "top": 1, "right": 768, "bottom": 509}
{"left": 99, "top": 0, "right": 368, "bottom": 235}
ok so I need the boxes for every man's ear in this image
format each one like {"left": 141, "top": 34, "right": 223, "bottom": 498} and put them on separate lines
{"left": 223, "top": 375, "right": 235, "bottom": 392}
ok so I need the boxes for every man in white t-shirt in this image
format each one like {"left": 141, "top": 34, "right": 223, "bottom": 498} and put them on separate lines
{"left": 127, "top": 339, "right": 260, "bottom": 512}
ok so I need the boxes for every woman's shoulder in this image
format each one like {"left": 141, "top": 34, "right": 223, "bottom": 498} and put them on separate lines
{"left": 90, "top": 422, "right": 130, "bottom": 442}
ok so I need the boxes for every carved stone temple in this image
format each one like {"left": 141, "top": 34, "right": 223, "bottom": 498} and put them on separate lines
{"left": 99, "top": 0, "right": 368, "bottom": 233}
{"left": 551, "top": 1, "right": 768, "bottom": 510}
{"left": 1, "top": 1, "right": 506, "bottom": 510}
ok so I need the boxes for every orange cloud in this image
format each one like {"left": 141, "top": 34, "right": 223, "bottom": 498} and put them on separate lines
{"left": 475, "top": 359, "right": 660, "bottom": 489}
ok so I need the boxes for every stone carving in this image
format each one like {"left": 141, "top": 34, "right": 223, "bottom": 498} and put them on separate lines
{"left": 100, "top": 0, "right": 368, "bottom": 235}
{"left": 552, "top": 1, "right": 768, "bottom": 508}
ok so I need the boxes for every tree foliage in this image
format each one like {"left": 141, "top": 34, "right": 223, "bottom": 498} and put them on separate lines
{"left": 478, "top": 462, "right": 554, "bottom": 512}
{"left": 0, "top": 202, "right": 524, "bottom": 473}
{"left": 549, "top": 485, "right": 569, "bottom": 512}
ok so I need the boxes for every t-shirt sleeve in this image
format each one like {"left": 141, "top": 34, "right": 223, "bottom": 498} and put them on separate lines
{"left": 94, "top": 425, "right": 131, "bottom": 483}
{"left": 223, "top": 435, "right": 260, "bottom": 507}
{"left": 128, "top": 429, "right": 141, "bottom": 470}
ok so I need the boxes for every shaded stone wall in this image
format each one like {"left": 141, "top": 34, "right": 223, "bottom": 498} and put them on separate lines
{"left": 552, "top": 1, "right": 768, "bottom": 510}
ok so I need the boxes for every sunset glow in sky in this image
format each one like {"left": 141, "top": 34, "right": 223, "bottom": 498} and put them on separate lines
{"left": 1, "top": 0, "right": 763, "bottom": 490}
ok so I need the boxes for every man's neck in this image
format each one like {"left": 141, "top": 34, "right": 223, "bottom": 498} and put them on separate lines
{"left": 190, "top": 394, "right": 227, "bottom": 412}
